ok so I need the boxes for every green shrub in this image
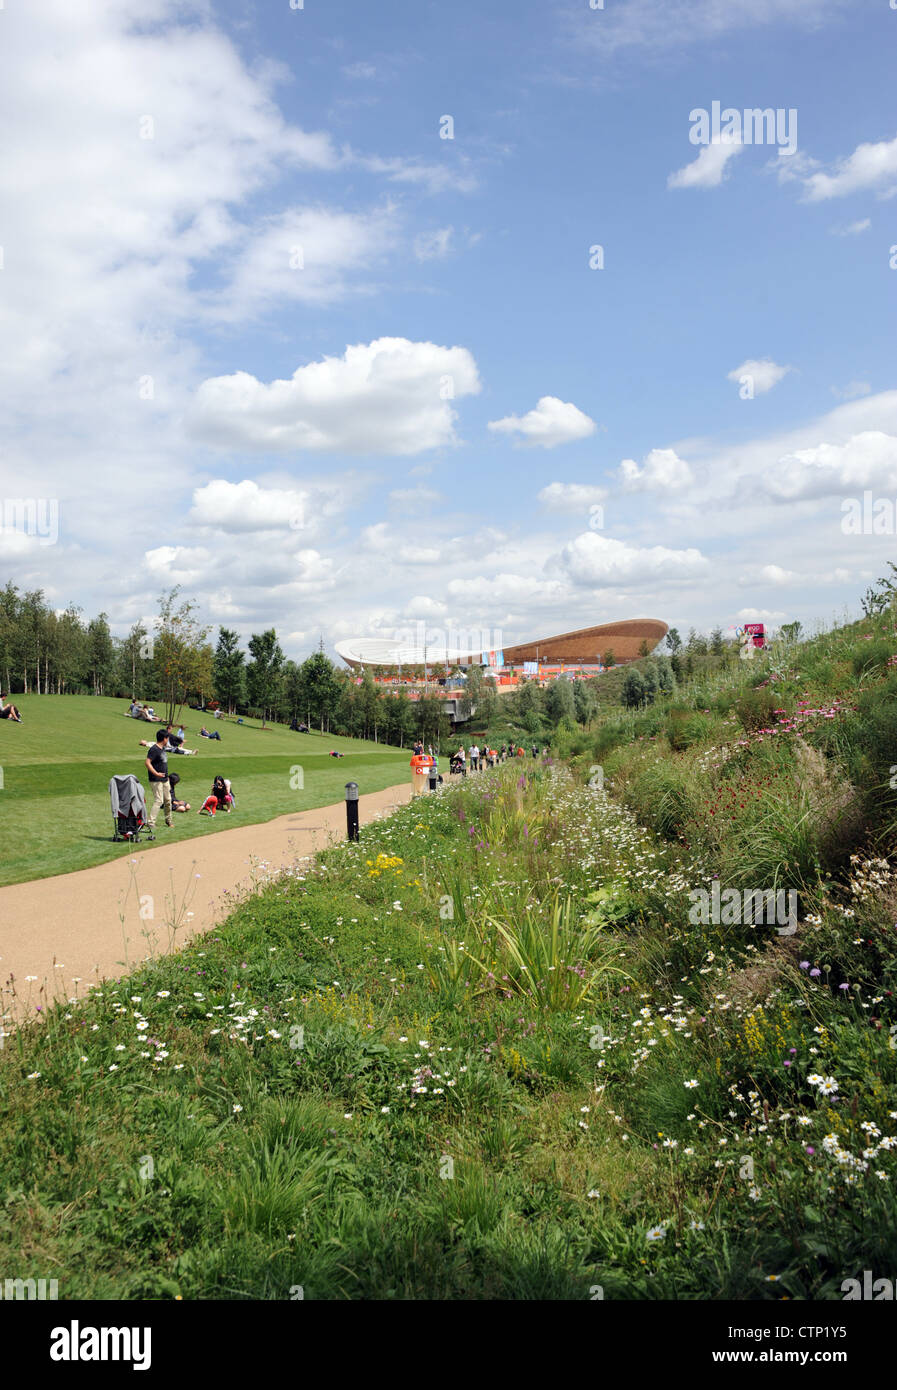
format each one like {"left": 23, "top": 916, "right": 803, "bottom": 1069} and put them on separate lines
{"left": 852, "top": 639, "right": 894, "bottom": 681}
{"left": 735, "top": 686, "right": 780, "bottom": 733}
{"left": 665, "top": 707, "right": 712, "bottom": 751}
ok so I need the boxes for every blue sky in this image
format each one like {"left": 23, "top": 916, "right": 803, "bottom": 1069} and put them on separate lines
{"left": 1, "top": 0, "right": 896, "bottom": 659}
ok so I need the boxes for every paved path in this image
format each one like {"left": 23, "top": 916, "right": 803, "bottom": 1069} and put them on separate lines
{"left": 0, "top": 780, "right": 414, "bottom": 1020}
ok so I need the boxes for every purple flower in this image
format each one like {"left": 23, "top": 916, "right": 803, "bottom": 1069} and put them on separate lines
{"left": 799, "top": 961, "right": 810, "bottom": 970}
{"left": 805, "top": 1146, "right": 815, "bottom": 1155}
{"left": 784, "top": 1060, "right": 791, "bottom": 1067}
{"left": 810, "top": 968, "right": 821, "bottom": 977}
{"left": 839, "top": 983, "right": 849, "bottom": 991}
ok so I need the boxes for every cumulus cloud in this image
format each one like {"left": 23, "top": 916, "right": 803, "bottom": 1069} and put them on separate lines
{"left": 447, "top": 574, "right": 570, "bottom": 606}
{"left": 619, "top": 448, "right": 694, "bottom": 492}
{"left": 668, "top": 138, "right": 743, "bottom": 190}
{"left": 762, "top": 430, "right": 897, "bottom": 501}
{"left": 537, "top": 482, "right": 608, "bottom": 512}
{"left": 727, "top": 358, "right": 792, "bottom": 395}
{"left": 802, "top": 134, "right": 897, "bottom": 201}
{"left": 488, "top": 396, "right": 596, "bottom": 449}
{"left": 554, "top": 532, "right": 709, "bottom": 587}
{"left": 188, "top": 337, "right": 481, "bottom": 455}
{"left": 188, "top": 479, "right": 346, "bottom": 534}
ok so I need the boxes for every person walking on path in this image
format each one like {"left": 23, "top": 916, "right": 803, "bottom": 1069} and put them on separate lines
{"left": 470, "top": 742, "right": 479, "bottom": 772}
{"left": 145, "top": 729, "right": 173, "bottom": 829}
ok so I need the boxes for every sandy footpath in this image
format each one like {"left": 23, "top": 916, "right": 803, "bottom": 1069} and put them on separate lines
{"left": 0, "top": 779, "right": 414, "bottom": 1019}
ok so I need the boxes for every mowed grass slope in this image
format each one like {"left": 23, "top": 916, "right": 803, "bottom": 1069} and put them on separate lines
{"left": 0, "top": 696, "right": 409, "bottom": 887}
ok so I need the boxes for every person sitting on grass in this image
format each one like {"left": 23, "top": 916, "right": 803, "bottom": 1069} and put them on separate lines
{"left": 329, "top": 749, "right": 344, "bottom": 758}
{"left": 200, "top": 725, "right": 221, "bottom": 741}
{"left": 167, "top": 735, "right": 197, "bottom": 755}
{"left": 198, "top": 775, "right": 234, "bottom": 816}
{"left": 137, "top": 734, "right": 197, "bottom": 755}
{"left": 167, "top": 772, "right": 191, "bottom": 812}
{"left": 0, "top": 692, "right": 23, "bottom": 722}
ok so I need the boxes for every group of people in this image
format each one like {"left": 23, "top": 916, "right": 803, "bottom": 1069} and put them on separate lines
{"left": 143, "top": 727, "right": 235, "bottom": 828}
{"left": 126, "top": 700, "right": 156, "bottom": 721}
{"left": 449, "top": 742, "right": 546, "bottom": 775}
{"left": 0, "top": 692, "right": 23, "bottom": 721}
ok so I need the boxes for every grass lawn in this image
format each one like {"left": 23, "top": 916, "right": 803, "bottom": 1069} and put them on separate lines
{"left": 0, "top": 696, "right": 410, "bottom": 887}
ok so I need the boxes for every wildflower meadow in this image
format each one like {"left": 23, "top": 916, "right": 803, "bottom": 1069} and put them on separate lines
{"left": 2, "top": 611, "right": 897, "bottom": 1302}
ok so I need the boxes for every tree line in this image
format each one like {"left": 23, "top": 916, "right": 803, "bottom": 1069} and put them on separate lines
{"left": 0, "top": 582, "right": 451, "bottom": 747}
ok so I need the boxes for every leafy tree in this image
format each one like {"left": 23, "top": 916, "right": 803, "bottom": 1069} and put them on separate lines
{"left": 213, "top": 628, "right": 245, "bottom": 715}
{"left": 20, "top": 589, "right": 49, "bottom": 692}
{"left": 514, "top": 677, "right": 542, "bottom": 719}
{"left": 86, "top": 612, "right": 115, "bottom": 696}
{"left": 117, "top": 620, "right": 154, "bottom": 700}
{"left": 665, "top": 628, "right": 682, "bottom": 653}
{"left": 246, "top": 628, "right": 285, "bottom": 728}
{"left": 153, "top": 587, "right": 213, "bottom": 724}
{"left": 780, "top": 621, "right": 803, "bottom": 644}
{"left": 640, "top": 664, "right": 658, "bottom": 703}
{"left": 709, "top": 627, "right": 725, "bottom": 655}
{"left": 0, "top": 581, "right": 20, "bottom": 691}
{"left": 621, "top": 669, "right": 646, "bottom": 708}
{"left": 300, "top": 650, "right": 340, "bottom": 733}
{"left": 545, "top": 677, "right": 575, "bottom": 724}
{"left": 603, "top": 649, "right": 615, "bottom": 668}
{"left": 656, "top": 659, "right": 674, "bottom": 695}
{"left": 573, "top": 678, "right": 598, "bottom": 729}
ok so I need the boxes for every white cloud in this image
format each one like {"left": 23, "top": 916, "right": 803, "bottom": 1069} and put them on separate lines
{"left": 388, "top": 487, "right": 444, "bottom": 513}
{"left": 342, "top": 61, "right": 378, "bottom": 80}
{"left": 832, "top": 219, "right": 871, "bottom": 237}
{"left": 619, "top": 448, "right": 694, "bottom": 492}
{"left": 207, "top": 205, "right": 399, "bottom": 321}
{"left": 188, "top": 479, "right": 346, "bottom": 534}
{"left": 413, "top": 227, "right": 453, "bottom": 261}
{"left": 831, "top": 381, "right": 871, "bottom": 401}
{"left": 188, "top": 337, "right": 481, "bottom": 455}
{"left": 577, "top": 0, "right": 845, "bottom": 59}
{"left": 447, "top": 574, "right": 570, "bottom": 606}
{"left": 802, "top": 134, "right": 897, "bottom": 202}
{"left": 554, "top": 532, "right": 709, "bottom": 587}
{"left": 361, "top": 154, "right": 478, "bottom": 195}
{"left": 537, "top": 482, "right": 608, "bottom": 512}
{"left": 668, "top": 138, "right": 743, "bottom": 190}
{"left": 727, "top": 358, "right": 792, "bottom": 395}
{"left": 762, "top": 431, "right": 897, "bottom": 502}
{"left": 488, "top": 396, "right": 596, "bottom": 449}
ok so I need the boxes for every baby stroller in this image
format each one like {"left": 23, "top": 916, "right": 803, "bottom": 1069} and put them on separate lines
{"left": 109, "top": 774, "right": 155, "bottom": 843}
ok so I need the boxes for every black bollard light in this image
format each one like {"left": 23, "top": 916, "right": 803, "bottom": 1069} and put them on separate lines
{"left": 345, "top": 781, "right": 360, "bottom": 841}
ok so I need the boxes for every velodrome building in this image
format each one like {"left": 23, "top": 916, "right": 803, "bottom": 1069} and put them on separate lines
{"left": 335, "top": 619, "right": 668, "bottom": 670}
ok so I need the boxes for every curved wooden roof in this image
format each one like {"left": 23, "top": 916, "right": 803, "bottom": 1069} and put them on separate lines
{"left": 502, "top": 619, "right": 668, "bottom": 665}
